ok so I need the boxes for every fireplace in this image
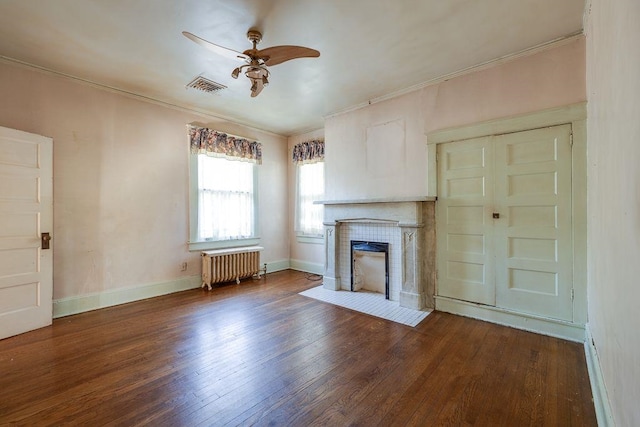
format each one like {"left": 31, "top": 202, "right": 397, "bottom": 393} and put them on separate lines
{"left": 351, "top": 240, "right": 389, "bottom": 298}
{"left": 318, "top": 197, "right": 436, "bottom": 310}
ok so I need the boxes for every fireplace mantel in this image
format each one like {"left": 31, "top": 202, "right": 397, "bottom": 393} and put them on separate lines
{"left": 316, "top": 196, "right": 436, "bottom": 205}
{"left": 321, "top": 198, "right": 436, "bottom": 310}
{"left": 320, "top": 198, "right": 434, "bottom": 227}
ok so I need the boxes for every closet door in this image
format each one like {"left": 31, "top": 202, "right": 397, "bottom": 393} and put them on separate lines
{"left": 436, "top": 137, "right": 495, "bottom": 305}
{"left": 494, "top": 125, "right": 573, "bottom": 321}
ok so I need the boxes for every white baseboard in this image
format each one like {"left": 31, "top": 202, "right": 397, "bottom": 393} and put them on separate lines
{"left": 53, "top": 275, "right": 201, "bottom": 318}
{"left": 53, "top": 260, "right": 298, "bottom": 318}
{"left": 264, "top": 259, "right": 290, "bottom": 273}
{"left": 435, "top": 296, "right": 585, "bottom": 342}
{"left": 290, "top": 259, "right": 324, "bottom": 275}
{"left": 585, "top": 324, "right": 614, "bottom": 427}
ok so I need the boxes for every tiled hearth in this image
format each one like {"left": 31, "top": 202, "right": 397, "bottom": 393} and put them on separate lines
{"left": 299, "top": 285, "right": 431, "bottom": 327}
{"left": 318, "top": 197, "right": 436, "bottom": 310}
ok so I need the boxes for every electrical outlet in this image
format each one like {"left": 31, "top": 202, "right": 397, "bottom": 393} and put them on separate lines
{"left": 180, "top": 262, "right": 188, "bottom": 271}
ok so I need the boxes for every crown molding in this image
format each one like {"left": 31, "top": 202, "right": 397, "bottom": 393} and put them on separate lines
{"left": 325, "top": 32, "right": 585, "bottom": 120}
{"left": 0, "top": 56, "right": 286, "bottom": 139}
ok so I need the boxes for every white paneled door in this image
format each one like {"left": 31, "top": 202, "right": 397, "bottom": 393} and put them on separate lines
{"left": 436, "top": 136, "right": 496, "bottom": 306}
{"left": 0, "top": 126, "right": 53, "bottom": 340}
{"left": 437, "top": 124, "right": 573, "bottom": 321}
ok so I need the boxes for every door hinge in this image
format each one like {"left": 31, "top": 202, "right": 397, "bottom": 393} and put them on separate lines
{"left": 570, "top": 133, "right": 574, "bottom": 147}
{"left": 571, "top": 288, "right": 575, "bottom": 300}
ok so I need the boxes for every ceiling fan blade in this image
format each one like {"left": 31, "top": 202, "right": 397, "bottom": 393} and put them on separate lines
{"left": 258, "top": 46, "right": 320, "bottom": 66}
{"left": 182, "top": 31, "right": 249, "bottom": 62}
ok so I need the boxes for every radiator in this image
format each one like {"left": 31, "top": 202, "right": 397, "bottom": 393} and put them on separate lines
{"left": 201, "top": 246, "right": 264, "bottom": 290}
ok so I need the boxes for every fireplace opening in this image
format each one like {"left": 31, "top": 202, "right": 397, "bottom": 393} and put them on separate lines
{"left": 350, "top": 241, "right": 389, "bottom": 299}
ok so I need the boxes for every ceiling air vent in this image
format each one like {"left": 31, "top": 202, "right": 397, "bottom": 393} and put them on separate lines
{"left": 186, "top": 76, "right": 227, "bottom": 94}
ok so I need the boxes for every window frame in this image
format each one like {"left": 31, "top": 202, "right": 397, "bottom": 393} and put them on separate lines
{"left": 294, "top": 161, "right": 325, "bottom": 243}
{"left": 188, "top": 153, "right": 260, "bottom": 251}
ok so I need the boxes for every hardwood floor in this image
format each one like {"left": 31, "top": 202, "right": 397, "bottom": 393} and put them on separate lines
{"left": 0, "top": 270, "right": 596, "bottom": 426}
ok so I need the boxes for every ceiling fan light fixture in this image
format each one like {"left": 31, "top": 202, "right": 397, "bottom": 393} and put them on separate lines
{"left": 245, "top": 63, "right": 266, "bottom": 79}
{"left": 183, "top": 28, "right": 319, "bottom": 97}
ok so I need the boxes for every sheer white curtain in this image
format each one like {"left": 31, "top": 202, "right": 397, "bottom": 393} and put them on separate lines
{"left": 295, "top": 161, "right": 324, "bottom": 236}
{"left": 198, "top": 155, "right": 255, "bottom": 241}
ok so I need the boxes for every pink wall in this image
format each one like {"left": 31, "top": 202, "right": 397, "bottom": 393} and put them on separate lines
{"left": 586, "top": 0, "right": 640, "bottom": 424}
{"left": 324, "top": 38, "right": 586, "bottom": 202}
{"left": 422, "top": 38, "right": 586, "bottom": 134}
{"left": 0, "top": 60, "right": 289, "bottom": 300}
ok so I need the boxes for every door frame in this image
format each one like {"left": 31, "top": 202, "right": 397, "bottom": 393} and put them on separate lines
{"left": 426, "top": 102, "right": 587, "bottom": 341}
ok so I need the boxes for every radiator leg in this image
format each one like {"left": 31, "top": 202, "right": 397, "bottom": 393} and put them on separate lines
{"left": 254, "top": 263, "right": 267, "bottom": 280}
{"left": 236, "top": 277, "right": 241, "bottom": 284}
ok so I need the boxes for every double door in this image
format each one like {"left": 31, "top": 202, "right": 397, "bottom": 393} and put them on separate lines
{"left": 436, "top": 124, "right": 573, "bottom": 321}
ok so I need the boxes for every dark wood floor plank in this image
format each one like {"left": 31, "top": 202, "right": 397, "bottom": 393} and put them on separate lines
{"left": 0, "top": 270, "right": 596, "bottom": 426}
{"left": 340, "top": 312, "right": 466, "bottom": 425}
{"left": 249, "top": 319, "right": 409, "bottom": 426}
{"left": 182, "top": 310, "right": 371, "bottom": 425}
{"left": 379, "top": 315, "right": 494, "bottom": 426}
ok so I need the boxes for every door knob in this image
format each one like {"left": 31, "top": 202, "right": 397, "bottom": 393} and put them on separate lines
{"left": 492, "top": 213, "right": 500, "bottom": 219}
{"left": 41, "top": 232, "right": 51, "bottom": 250}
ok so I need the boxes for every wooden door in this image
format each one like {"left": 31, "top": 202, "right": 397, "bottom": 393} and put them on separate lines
{"left": 494, "top": 125, "right": 573, "bottom": 321}
{"left": 436, "top": 136, "right": 496, "bottom": 305}
{"left": 0, "top": 126, "right": 53, "bottom": 340}
{"left": 437, "top": 125, "right": 573, "bottom": 321}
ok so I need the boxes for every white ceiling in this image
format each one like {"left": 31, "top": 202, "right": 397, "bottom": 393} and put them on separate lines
{"left": 0, "top": 0, "right": 585, "bottom": 136}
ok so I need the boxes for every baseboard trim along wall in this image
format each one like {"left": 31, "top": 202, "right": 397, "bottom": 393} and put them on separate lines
{"left": 289, "top": 259, "right": 324, "bottom": 275}
{"left": 435, "top": 296, "right": 585, "bottom": 342}
{"left": 584, "top": 324, "right": 614, "bottom": 427}
{"left": 265, "top": 259, "right": 290, "bottom": 273}
{"left": 52, "top": 259, "right": 310, "bottom": 318}
{"left": 53, "top": 275, "right": 202, "bottom": 318}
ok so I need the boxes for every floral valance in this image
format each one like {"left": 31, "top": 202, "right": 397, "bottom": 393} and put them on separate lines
{"left": 188, "top": 125, "right": 262, "bottom": 164}
{"left": 292, "top": 140, "right": 324, "bottom": 165}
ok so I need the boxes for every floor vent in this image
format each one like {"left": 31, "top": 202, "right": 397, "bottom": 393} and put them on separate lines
{"left": 186, "top": 76, "right": 226, "bottom": 94}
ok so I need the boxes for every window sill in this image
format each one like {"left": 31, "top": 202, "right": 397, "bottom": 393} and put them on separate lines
{"left": 189, "top": 237, "right": 260, "bottom": 252}
{"left": 296, "top": 234, "right": 324, "bottom": 245}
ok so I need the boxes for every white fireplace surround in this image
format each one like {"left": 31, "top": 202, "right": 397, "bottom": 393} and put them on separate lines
{"left": 317, "top": 197, "right": 436, "bottom": 310}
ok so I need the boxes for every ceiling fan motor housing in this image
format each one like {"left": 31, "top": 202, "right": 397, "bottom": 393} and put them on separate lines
{"left": 247, "top": 30, "right": 263, "bottom": 45}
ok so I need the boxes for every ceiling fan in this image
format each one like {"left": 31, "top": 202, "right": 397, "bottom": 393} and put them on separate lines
{"left": 183, "top": 29, "right": 320, "bottom": 97}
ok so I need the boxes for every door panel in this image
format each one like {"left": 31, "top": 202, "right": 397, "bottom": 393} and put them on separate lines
{"left": 0, "top": 126, "right": 53, "bottom": 340}
{"left": 437, "top": 137, "right": 495, "bottom": 305}
{"left": 494, "top": 125, "right": 573, "bottom": 321}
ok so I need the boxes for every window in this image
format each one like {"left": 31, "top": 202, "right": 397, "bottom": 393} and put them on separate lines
{"left": 295, "top": 161, "right": 324, "bottom": 237}
{"left": 188, "top": 125, "right": 261, "bottom": 251}
{"left": 189, "top": 155, "right": 259, "bottom": 250}
{"left": 292, "top": 139, "right": 325, "bottom": 240}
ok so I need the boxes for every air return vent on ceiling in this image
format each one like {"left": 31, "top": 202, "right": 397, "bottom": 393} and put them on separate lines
{"left": 186, "top": 76, "right": 227, "bottom": 94}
